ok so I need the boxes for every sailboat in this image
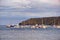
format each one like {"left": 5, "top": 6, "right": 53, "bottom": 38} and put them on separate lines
{"left": 6, "top": 25, "right": 11, "bottom": 28}
{"left": 32, "top": 18, "right": 47, "bottom": 29}
{"left": 41, "top": 18, "right": 47, "bottom": 28}
{"left": 53, "top": 17, "right": 60, "bottom": 28}
{"left": 53, "top": 17, "right": 56, "bottom": 28}
{"left": 14, "top": 24, "right": 20, "bottom": 28}
{"left": 56, "top": 19, "right": 60, "bottom": 28}
{"left": 56, "top": 25, "right": 60, "bottom": 28}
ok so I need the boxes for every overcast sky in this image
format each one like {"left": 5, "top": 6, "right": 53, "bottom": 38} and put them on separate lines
{"left": 0, "top": 0, "right": 60, "bottom": 25}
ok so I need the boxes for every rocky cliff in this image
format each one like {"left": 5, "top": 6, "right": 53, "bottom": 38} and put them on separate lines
{"left": 19, "top": 16, "right": 60, "bottom": 25}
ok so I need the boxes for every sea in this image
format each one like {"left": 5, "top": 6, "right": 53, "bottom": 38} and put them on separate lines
{"left": 0, "top": 25, "right": 60, "bottom": 40}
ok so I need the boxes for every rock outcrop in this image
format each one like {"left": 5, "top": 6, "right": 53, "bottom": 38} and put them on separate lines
{"left": 19, "top": 16, "right": 60, "bottom": 25}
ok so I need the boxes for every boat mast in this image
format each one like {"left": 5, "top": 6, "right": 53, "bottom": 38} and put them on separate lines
{"left": 42, "top": 18, "right": 43, "bottom": 25}
{"left": 53, "top": 17, "right": 56, "bottom": 27}
{"left": 57, "top": 17, "right": 59, "bottom": 25}
{"left": 54, "top": 18, "right": 55, "bottom": 25}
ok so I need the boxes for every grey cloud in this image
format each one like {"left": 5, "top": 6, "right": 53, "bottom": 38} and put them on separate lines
{"left": 0, "top": 0, "right": 60, "bottom": 17}
{"left": 0, "top": 6, "right": 60, "bottom": 13}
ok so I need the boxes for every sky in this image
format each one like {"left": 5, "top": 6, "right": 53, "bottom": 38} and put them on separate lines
{"left": 0, "top": 0, "right": 60, "bottom": 25}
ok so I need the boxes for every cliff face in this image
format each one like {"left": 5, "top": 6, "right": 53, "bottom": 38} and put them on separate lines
{"left": 19, "top": 16, "right": 60, "bottom": 25}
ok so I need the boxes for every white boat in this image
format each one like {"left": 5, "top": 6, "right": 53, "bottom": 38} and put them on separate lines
{"left": 14, "top": 24, "right": 20, "bottom": 28}
{"left": 53, "top": 18, "right": 60, "bottom": 28}
{"left": 42, "top": 25, "right": 47, "bottom": 28}
{"left": 6, "top": 25, "right": 11, "bottom": 28}
{"left": 31, "top": 25, "right": 36, "bottom": 28}
{"left": 56, "top": 25, "right": 60, "bottom": 28}
{"left": 41, "top": 18, "right": 47, "bottom": 28}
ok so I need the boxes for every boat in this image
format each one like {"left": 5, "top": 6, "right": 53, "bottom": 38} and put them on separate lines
{"left": 56, "top": 25, "right": 60, "bottom": 28}
{"left": 6, "top": 25, "right": 11, "bottom": 28}
{"left": 53, "top": 18, "right": 60, "bottom": 28}
{"left": 31, "top": 25, "right": 36, "bottom": 28}
{"left": 41, "top": 18, "right": 47, "bottom": 28}
{"left": 6, "top": 24, "right": 15, "bottom": 28}
{"left": 14, "top": 24, "right": 20, "bottom": 28}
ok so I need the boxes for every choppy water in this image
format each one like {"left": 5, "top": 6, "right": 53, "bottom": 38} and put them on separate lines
{"left": 0, "top": 25, "right": 60, "bottom": 40}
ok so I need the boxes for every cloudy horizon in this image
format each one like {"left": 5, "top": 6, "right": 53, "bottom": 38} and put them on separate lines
{"left": 0, "top": 0, "right": 60, "bottom": 25}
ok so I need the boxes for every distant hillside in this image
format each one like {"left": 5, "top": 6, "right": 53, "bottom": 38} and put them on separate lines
{"left": 19, "top": 16, "right": 60, "bottom": 25}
